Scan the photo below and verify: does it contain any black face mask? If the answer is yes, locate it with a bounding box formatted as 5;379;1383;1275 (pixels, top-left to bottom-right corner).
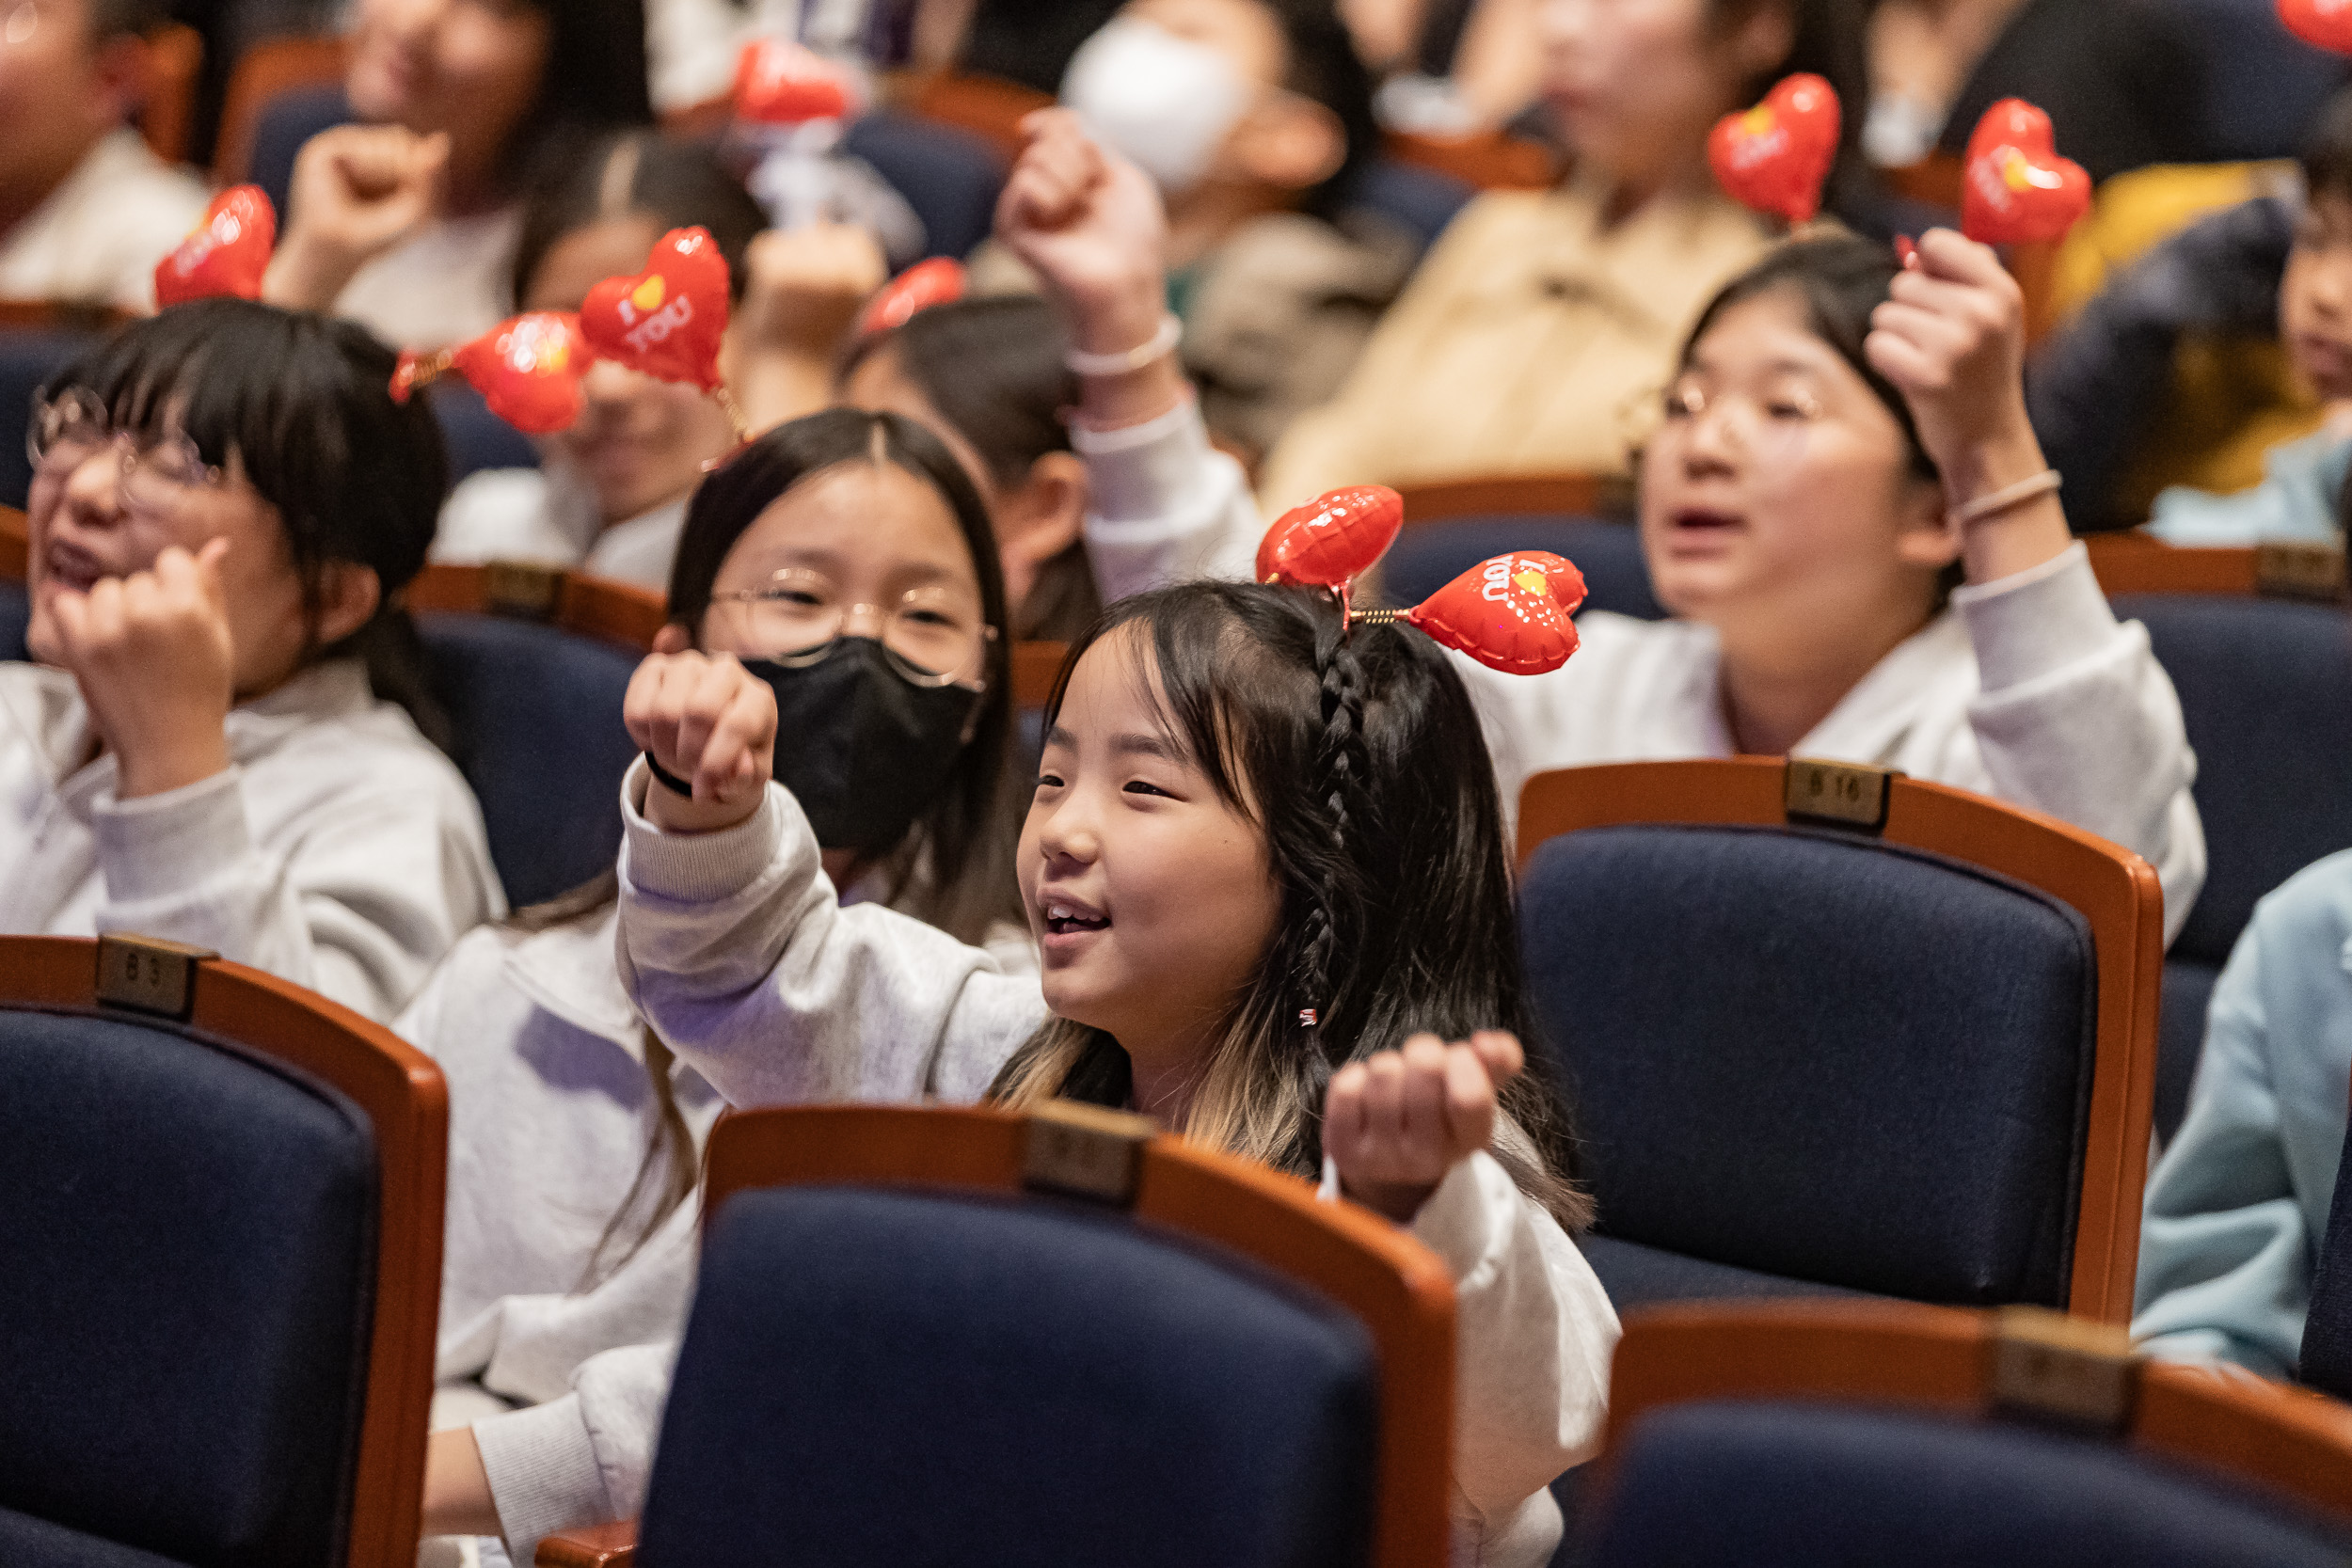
744;637;981;856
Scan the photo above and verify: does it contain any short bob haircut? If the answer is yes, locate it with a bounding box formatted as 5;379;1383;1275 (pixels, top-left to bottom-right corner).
40;299;454;748
667;408;1025;946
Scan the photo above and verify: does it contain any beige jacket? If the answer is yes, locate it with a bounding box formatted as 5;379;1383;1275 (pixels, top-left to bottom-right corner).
1257;177;1772;509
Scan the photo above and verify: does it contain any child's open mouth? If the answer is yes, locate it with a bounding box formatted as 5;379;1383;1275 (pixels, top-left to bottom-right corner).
1043;900;1110;936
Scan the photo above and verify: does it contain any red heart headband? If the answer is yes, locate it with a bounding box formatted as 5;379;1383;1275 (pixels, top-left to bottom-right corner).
1958;99;2090;246
2280;0;2352;55
1257;486;1588;676
733;38;857;127
857;257;967;338
1708;73;1841;228
153;184;278;308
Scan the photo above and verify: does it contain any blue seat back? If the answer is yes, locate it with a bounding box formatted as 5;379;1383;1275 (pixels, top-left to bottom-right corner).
1383;517;1661;621
1;578;28;663
1585;1401;2351;1567
1520;824;2097;1306
2300;1113;2352;1398
0;1007;377;1568
843;111;1009;261
416;610;642;908
1348;159;1474;253
640;1186;1380;1568
1;329;103;511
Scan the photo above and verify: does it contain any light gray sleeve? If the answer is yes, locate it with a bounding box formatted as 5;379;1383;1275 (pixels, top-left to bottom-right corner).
472;1340;678;1562
90;768;501;1022
1957;543;2207;944
1074;399;1262;602
614;761;1050;1111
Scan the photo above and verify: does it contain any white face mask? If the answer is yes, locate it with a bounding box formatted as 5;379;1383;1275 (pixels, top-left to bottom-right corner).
1059;17;1253;196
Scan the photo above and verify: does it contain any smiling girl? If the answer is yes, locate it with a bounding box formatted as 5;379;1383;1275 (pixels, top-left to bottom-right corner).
0;299;501;1020
593;578;1614;1567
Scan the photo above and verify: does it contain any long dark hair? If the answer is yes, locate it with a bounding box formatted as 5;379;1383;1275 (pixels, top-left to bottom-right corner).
668;408;1027;947
490;0;657;187
991;582;1591;1230
509;129;768;310
840;296;1102;642
1713;0;1872;213
41;298;454;752
1261;0;1381;219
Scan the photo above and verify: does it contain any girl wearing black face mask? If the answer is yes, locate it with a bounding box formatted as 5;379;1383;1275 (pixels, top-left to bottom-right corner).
405;408;1026;1552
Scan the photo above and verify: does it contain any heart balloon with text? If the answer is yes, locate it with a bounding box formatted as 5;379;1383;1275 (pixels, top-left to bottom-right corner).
1256;485;1406;589
153;184;277;308
2280;0;2352;55
448;312;590;436
579;228;732;391
1960;98;2090;245
1403;551;1588;675
734;38;856;125
858;258;967;337
1708;73;1841;225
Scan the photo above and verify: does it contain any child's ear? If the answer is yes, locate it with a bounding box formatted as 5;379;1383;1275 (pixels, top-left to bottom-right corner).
994;451;1089;597
1229;95;1346;195
314;562;382;647
1892;473;1963;574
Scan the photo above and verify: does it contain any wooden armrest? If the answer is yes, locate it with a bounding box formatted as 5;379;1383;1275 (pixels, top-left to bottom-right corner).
534;1520;638;1566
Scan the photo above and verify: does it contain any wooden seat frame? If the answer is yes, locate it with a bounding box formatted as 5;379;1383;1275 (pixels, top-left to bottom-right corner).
2086;531;2349;601
1517;758;2164;1323
0;935;446;1568
540;1101;1459;1568
404;562;669;652
1396;472;1635;523
1597;1299;2352;1541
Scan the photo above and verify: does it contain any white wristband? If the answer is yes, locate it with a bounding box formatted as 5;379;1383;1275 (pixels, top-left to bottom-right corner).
1948;468;2061;527
1065;314;1183;378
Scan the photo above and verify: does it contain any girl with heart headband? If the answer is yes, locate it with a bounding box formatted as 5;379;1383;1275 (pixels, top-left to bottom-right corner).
415;408;1041;1551
1073;229;2208;946
600;574;1613;1566
5;298;501;1022
427;131;771;593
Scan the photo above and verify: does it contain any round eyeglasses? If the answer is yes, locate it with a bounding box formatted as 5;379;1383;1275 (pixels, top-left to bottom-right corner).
27;389;226;516
707;568;995;688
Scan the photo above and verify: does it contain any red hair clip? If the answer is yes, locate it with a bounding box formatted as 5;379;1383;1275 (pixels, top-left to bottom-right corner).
393;312;591;436
578;226;749;440
153;185;276;308
857;257;966;338
1708;73;1841;228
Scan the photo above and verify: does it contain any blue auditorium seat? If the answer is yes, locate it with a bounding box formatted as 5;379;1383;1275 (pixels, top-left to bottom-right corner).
0;1006;377;1566
416;610;644;908
1349;158;1475;253
0;578;27;663
1384;516;1662;620
638;1186;1380;1568
1585;1400;2351;1567
842;110;1009;261
2300;1112;2352;1399
0;329;103;512
2113;594;2352;1143
1522;823;2097;1310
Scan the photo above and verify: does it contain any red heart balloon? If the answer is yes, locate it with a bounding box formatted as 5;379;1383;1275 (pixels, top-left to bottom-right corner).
1708;73;1841;225
734;38;856;125
858;258;967;337
1403;551;1588;675
448;312;590;436
153;184;277;308
2280;0;2352;55
578;228;732;391
1960;99;2090;245
1256;486;1406;589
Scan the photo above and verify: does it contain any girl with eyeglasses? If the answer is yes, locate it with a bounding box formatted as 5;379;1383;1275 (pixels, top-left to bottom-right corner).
0;298;503;1022
404;407;1028;1559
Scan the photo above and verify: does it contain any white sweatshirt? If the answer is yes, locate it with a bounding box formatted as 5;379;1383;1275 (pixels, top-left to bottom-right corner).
1072;403;2208;943
0;658;502;1022
588;767;1619;1568
434;461;687;596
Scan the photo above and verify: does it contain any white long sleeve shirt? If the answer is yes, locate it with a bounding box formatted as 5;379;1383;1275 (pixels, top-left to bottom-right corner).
1073;403;2209;943
0;658;502;1021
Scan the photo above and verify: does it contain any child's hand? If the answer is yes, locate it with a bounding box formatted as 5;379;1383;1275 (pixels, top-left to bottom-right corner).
622;644;776;834
265;125;451;313
737;223;888;361
1865;228;2036;483
47;538;235;800
994;108;1170;364
1326;1030;1524;1223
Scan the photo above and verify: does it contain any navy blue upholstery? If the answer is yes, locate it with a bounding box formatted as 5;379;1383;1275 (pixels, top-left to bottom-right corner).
1520;824;2097;1308
844;111;1009;261
1583;1401;2352;1567
2175;0;2352;162
248;87;352;227
1;578;29;663
1349;159;1475;253
1;329;102;511
2299;1111;2352;1399
1580;1235;1875;1307
0;1008;377;1568
2112;594;2352;1143
1383;517;1661;621
428;380;541;482
640;1186;1379;1568
417;610;642;909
